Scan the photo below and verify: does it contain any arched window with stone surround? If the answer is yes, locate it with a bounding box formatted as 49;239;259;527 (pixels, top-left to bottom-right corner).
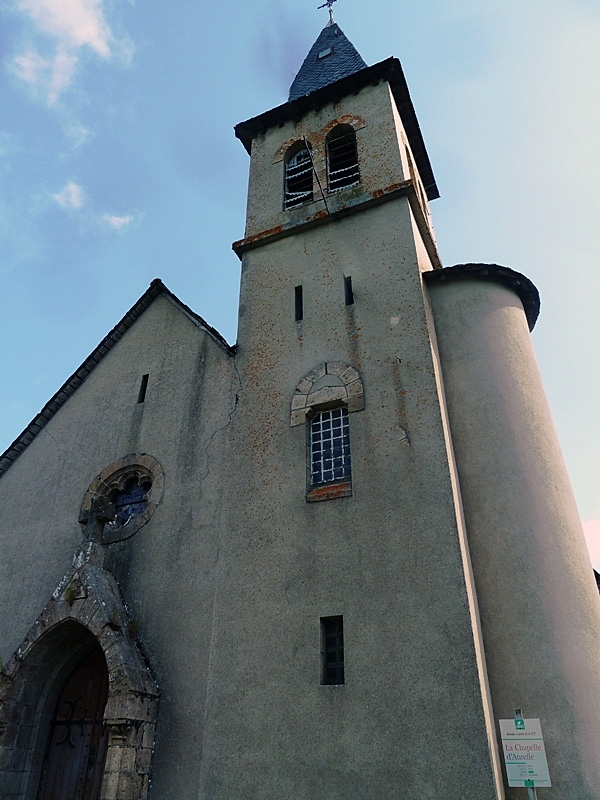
81;454;164;543
284;142;314;209
326;124;360;192
291;362;364;502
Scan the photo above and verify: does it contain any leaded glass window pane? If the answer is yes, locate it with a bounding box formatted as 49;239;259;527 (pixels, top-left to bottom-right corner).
109;477;151;527
310;408;351;486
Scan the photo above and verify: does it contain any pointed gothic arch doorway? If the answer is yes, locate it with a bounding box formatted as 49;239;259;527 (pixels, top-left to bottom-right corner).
36;643;109;800
1;566;158;800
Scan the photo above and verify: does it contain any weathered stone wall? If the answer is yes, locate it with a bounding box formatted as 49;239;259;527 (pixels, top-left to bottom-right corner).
0;553;158;800
194;80;503;798
0;294;236;799
2;47;597;799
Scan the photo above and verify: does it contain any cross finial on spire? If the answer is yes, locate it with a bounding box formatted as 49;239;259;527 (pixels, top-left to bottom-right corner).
317;0;337;26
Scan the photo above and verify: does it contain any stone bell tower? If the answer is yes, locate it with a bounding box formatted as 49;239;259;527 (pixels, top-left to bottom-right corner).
196;17;506;800
194;14;600;800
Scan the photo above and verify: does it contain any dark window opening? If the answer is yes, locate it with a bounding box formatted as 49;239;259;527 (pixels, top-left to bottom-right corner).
285;146;313;209
295;285;304;321
321;616;344;685
344;275;354;306
310;407;351;487
327;126;360;192
109;477;152;527
137;373;149;404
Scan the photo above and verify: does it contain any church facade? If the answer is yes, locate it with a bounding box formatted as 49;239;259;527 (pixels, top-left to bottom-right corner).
1;18;599;800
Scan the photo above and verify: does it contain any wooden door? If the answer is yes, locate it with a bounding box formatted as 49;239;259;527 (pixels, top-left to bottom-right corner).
36;645;109;800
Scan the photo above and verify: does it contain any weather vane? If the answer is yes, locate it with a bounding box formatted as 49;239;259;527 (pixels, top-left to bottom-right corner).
318;0;338;25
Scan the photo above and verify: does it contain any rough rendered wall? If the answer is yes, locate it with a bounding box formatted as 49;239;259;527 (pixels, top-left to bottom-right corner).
0;295;235;800
427;277;600;798
196;170;502;797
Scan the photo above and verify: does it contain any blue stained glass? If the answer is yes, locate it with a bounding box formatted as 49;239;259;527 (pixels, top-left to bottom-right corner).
110;477;151;526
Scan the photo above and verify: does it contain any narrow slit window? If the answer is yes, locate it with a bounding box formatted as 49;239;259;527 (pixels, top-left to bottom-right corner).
295;285;303;321
321;616;344;685
344;275;354;306
310;407;351;487
284;145;313;209
137;374;149;404
327;126;360;192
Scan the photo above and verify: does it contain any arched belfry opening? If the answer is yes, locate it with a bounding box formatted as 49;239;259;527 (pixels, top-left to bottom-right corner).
326;124;359;191
284;141;314;209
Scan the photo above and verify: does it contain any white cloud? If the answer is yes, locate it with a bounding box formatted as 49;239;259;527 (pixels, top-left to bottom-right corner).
53;181;84;209
102;214;133;231
101;213;134;231
50;185;137;231
12;0;133;104
13;49;49;87
583;520;600;571
17;0;113;57
65;122;92;149
13;47;77;104
48;48;78;103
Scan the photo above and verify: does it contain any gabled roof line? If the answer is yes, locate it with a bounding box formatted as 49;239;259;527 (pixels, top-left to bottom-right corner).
0;279;234;479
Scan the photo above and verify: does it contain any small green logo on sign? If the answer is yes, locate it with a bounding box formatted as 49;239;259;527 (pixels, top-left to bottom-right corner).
515;719;525;730
525;780;535;787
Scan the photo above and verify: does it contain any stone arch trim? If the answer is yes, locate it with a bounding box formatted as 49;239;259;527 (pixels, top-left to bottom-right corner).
0;550;158;800
81;453;164;543
321;114;366;137
272;115;367;164
290;361;365;427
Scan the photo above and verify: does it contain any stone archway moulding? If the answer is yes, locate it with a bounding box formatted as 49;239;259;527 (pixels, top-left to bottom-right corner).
290;361;365;427
0;542;158;800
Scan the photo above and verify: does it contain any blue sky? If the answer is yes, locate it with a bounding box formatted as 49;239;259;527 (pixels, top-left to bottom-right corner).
1;0;599;564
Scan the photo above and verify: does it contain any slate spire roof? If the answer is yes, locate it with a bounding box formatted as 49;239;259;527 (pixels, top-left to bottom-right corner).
288;21;367;102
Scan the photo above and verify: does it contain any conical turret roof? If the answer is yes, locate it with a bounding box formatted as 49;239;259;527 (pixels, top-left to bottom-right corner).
288;22;367;102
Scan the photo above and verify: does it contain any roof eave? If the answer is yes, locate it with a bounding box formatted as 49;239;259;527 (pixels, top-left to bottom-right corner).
0;280;234;480
234;57;439;201
424;263;541;331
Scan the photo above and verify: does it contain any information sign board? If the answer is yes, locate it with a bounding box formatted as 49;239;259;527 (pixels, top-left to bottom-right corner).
499;719;551;788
